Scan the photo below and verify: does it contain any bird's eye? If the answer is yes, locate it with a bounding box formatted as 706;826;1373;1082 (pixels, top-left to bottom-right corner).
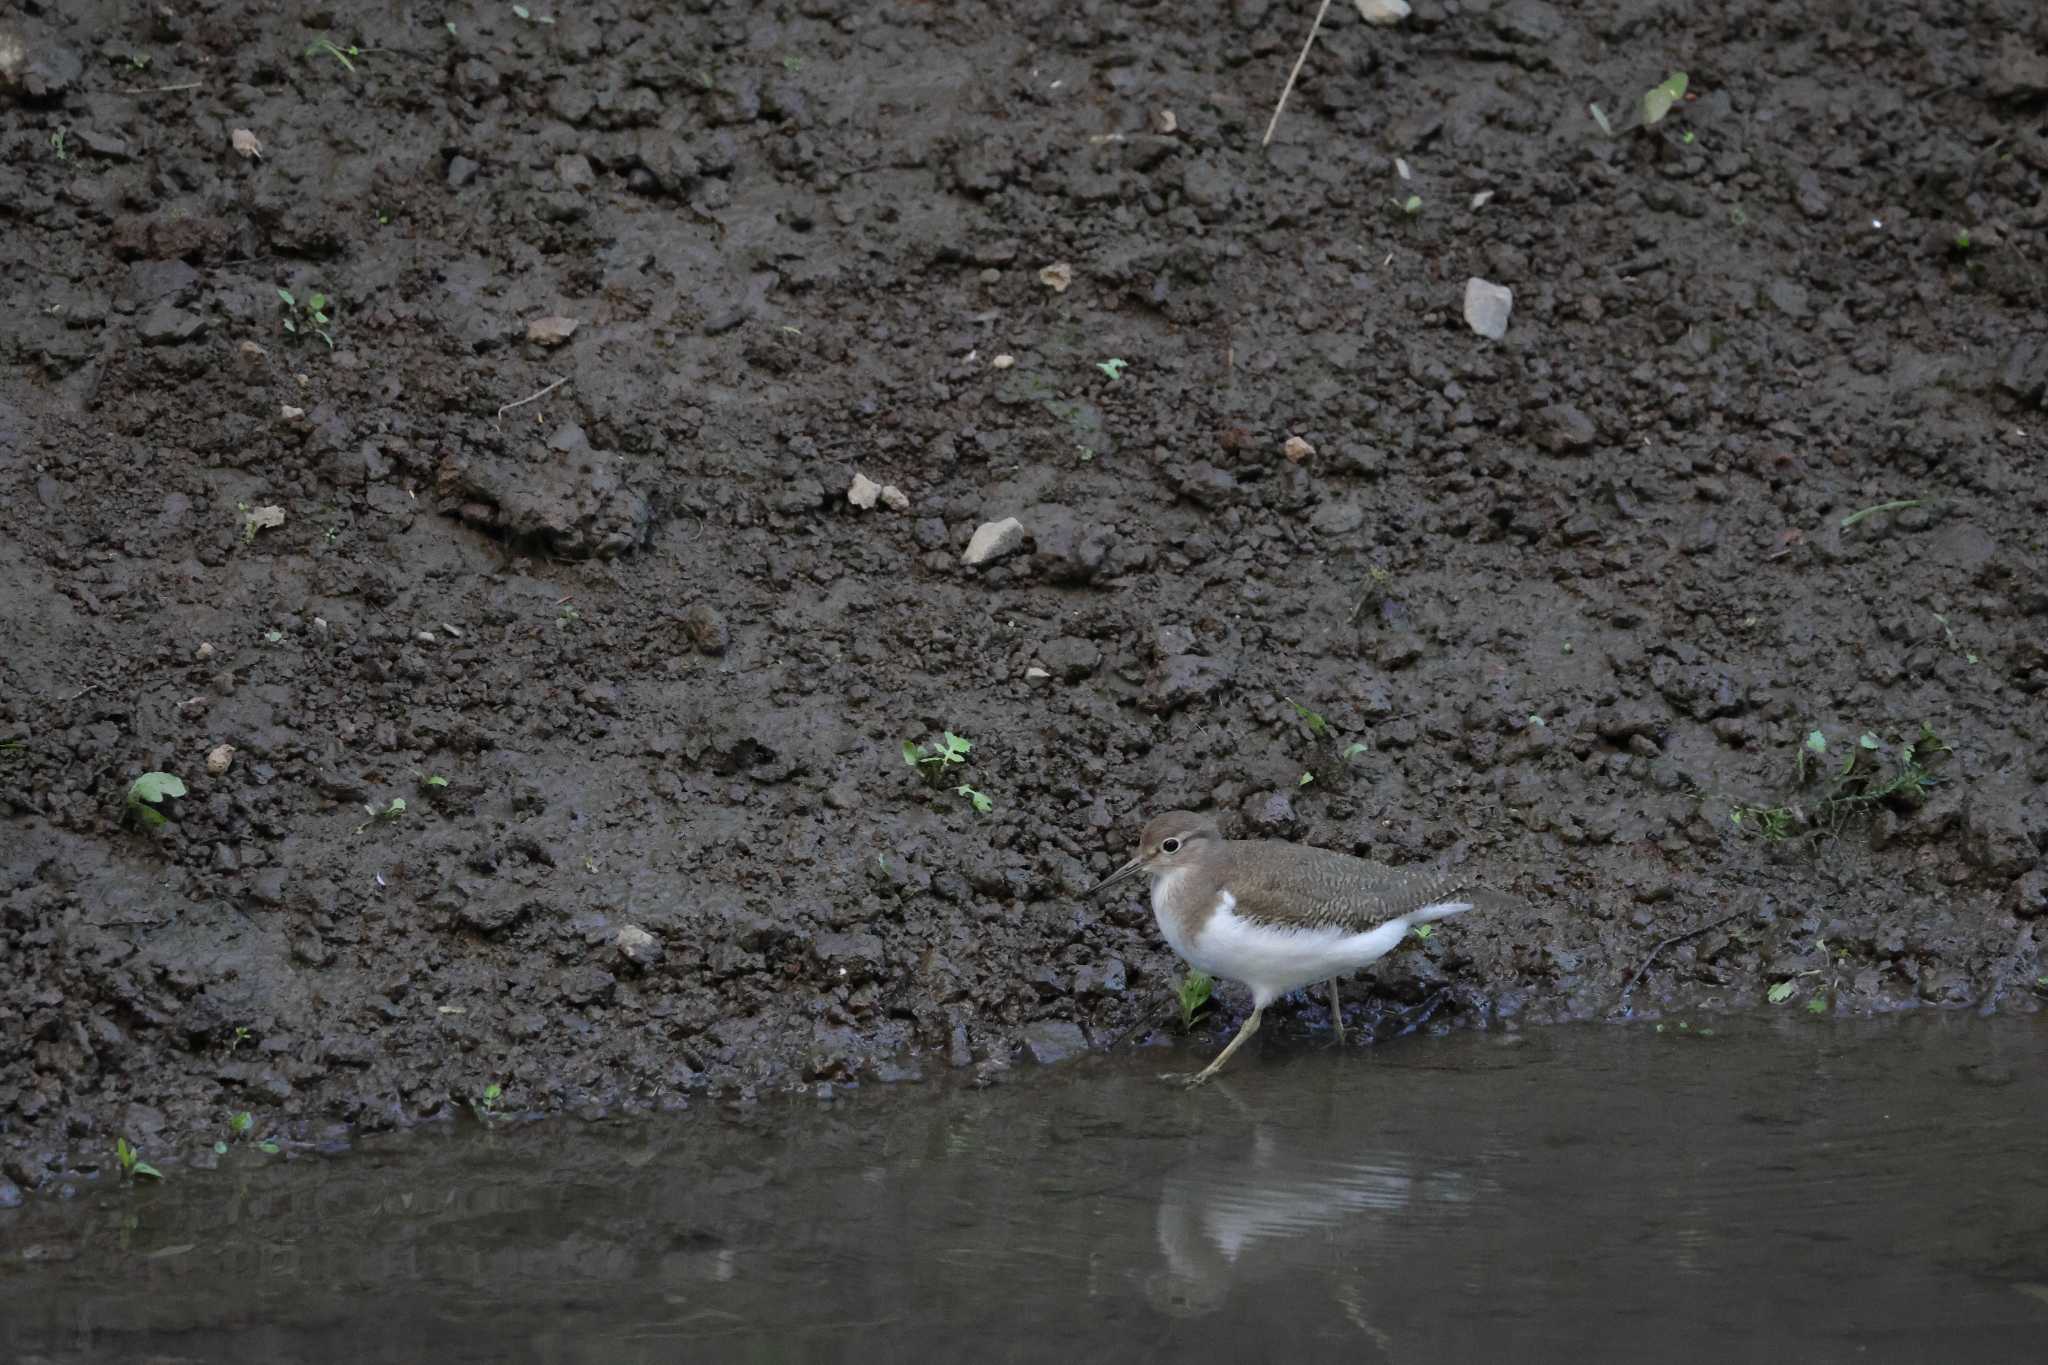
1161;837;1182;854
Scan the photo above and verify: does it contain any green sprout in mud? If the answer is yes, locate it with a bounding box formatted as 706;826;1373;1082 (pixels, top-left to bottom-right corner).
50;127;69;161
1413;924;1433;941
126;771;185;830
903;731;972;776
1732;724;1950;842
1954;229;1972;251
304;37;361;71
1590;71;1688;137
1285;698;1370;783
423;774;450;789
511;5;556;23
276;287;335;349
1174;970;1213;1033
115;1137;162;1182
1392;193;1422;215
471;1082;504;1124
356;797;406;832
955;784;993;815
1096;358;1128;381
1839;498;1922;530
213;1110;256;1155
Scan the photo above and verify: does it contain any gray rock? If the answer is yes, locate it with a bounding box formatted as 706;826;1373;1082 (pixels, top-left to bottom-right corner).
1142;654;1232;712
559;965;616;1006
434;435;651;560
1463;277;1513;340
0;1177;22;1208
1073;958;1127;995
1542;404;1598;451
963;517;1027;566
248;867;287;906
138;303;204;345
1240;789;1297;831
1021;1019;1088;1066
1309;500;1364;535
615;924;664;968
1028;505;1114;582
1038;637;1102;681
1766;279;1810;318
814;931;886;984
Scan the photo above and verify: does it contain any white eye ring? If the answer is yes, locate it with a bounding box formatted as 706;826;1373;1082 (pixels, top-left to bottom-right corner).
1161;837;1182;854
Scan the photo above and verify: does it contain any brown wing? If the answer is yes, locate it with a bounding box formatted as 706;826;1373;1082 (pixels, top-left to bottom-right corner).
1222;840;1519;932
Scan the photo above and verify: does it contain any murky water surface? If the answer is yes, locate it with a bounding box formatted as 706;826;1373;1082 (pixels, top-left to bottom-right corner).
4;1014;2044;1363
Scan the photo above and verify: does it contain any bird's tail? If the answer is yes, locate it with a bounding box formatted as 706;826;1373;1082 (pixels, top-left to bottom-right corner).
1406;899;1476;927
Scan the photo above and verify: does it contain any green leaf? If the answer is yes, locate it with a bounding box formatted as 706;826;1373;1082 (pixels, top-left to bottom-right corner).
1342;741;1368;758
1803;731;1827;756
513;3;531;17
1642;71;1688;127
1589;102;1613;136
1805;997;1827;1015
1858;732;1880;750
116;1136;135;1168
230;1111;253;1134
133;805;167;830
307;292;326;312
1413;924;1433;939
132;1161;162;1181
1096;357;1127;380
901;740;921;768
1298;772;1313;786
258;1140;281;1154
1767;981;1796;1004
213;1141;228;1155
129;772;186;805
277;287;296;307
484;1083;503;1102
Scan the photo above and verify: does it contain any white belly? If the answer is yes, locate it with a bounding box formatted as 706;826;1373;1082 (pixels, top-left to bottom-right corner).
1159;882;1469;1009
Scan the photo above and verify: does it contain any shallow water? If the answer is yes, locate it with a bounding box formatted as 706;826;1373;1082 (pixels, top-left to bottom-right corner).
4;1013;2044;1363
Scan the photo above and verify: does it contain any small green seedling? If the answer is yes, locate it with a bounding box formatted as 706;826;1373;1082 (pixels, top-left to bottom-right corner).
1096;358;1127;380
1805;996;1827;1015
903;731;972;775
955;784;993;815
50;128;69;161
471;1082;504;1123
1413;924;1433;940
276;288;336;349
304;37;361;70
1298;772;1314;786
356;797;406;832
1767;981;1796;1004
1392;193;1422;215
511;4;556;22
115;1137;162;1182
126;772;186;830
1839;498;1922;530
1641;71;1688;127
1954;229;1972;250
1285;698;1329;736
423;774;450;789
1174;970;1213;1032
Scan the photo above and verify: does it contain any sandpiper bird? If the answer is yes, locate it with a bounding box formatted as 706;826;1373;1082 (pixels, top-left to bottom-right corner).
1089;810;1513;1087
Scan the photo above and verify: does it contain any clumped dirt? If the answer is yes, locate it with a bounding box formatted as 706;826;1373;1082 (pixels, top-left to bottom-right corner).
3;0;2045;1195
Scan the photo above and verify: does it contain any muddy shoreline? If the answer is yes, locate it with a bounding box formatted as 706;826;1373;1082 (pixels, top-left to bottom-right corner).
3;1;2044;1196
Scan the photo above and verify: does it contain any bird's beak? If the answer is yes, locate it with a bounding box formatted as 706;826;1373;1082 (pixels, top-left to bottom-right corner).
1086;855;1148;897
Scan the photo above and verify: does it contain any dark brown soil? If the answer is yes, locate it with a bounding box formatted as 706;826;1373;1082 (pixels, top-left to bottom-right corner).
3;0;2045;1196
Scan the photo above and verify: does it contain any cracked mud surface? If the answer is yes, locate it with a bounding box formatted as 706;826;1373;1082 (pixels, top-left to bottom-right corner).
3;0;2045;1193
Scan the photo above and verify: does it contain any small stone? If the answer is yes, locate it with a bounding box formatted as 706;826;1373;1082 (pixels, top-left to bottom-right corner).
1021;1019;1088;1065
1463;277;1513;340
1155;108;1178;135
196;642;215;661
1024;666;1052;682
1282;435;1315;463
963;516;1027;566
447;154;481;188
206;744;235;776
1038;262;1073;293
1354;0;1411;24
879;484;910;511
230;128;262;159
847;471;882;509
1309;500;1365;535
280;404;305;420
682;602;728;656
615;924;665;968
1542;404;1598;452
1766;279;1809;318
527;315;579;347
138;303;204;345
0;1177;21;1208
249;867;287;906
555;153;596;190
991;353;1016;369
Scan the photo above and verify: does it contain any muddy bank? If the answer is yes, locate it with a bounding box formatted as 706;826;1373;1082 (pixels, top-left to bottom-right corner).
3;0;2045;1190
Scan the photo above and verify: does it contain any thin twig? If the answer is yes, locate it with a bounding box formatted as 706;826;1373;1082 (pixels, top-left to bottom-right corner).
115;81;204;95
496;375;568;423
1262;0;1335;148
1609;910;1741;1016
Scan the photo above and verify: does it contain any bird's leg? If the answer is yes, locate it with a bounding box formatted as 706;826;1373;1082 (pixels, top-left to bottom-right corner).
1178;1007;1262;1088
1326;979;1345;1045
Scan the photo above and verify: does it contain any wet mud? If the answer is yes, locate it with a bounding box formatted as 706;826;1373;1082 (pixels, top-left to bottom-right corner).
2;1;2045;1189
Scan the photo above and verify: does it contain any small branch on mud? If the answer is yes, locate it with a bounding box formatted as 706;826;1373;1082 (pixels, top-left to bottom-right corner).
59;683;101;702
1262;0;1335;148
114;81;205;95
496;375;569;424
1609;910;1742;1017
